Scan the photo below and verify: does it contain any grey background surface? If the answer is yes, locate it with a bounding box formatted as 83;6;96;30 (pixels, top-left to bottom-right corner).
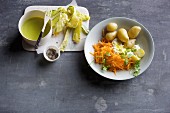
0;0;170;113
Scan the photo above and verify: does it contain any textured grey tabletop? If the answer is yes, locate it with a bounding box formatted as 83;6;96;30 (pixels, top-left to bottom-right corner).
0;0;170;113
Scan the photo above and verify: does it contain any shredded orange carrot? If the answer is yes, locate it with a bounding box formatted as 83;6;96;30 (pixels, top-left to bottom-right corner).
92;41;133;75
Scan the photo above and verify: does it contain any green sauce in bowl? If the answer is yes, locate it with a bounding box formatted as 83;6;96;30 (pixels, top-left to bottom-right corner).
21;17;51;41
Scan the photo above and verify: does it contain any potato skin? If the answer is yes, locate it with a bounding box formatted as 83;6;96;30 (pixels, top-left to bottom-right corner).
124;39;136;48
128;26;141;39
117;28;129;42
106;23;118;32
102;28;107;37
135;48;145;58
131;55;140;62
105;31;117;41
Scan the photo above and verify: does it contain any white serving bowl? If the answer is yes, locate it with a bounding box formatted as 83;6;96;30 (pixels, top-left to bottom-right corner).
84;17;154;80
18;10;52;46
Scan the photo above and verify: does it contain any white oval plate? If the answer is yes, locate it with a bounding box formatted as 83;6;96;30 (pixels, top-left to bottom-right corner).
84;17;154;80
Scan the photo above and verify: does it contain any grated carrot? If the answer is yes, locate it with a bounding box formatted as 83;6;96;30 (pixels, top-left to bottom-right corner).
92;41;132;74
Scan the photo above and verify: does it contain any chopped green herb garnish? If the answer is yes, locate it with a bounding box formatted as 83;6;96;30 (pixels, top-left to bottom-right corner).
133;60;140;76
105;52;111;56
132;48;137;52
102;65;110;71
102;66;108;71
126;49;131;52
101;57;109;71
124;59;128;65
120;53;126;59
102;58;106;64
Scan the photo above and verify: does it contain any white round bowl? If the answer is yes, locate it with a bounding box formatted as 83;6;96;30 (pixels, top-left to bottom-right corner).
84;17;154;80
18;10;52;46
43;45;60;62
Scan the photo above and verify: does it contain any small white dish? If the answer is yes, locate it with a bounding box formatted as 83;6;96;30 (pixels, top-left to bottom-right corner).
43;45;60;62
84;17;154;80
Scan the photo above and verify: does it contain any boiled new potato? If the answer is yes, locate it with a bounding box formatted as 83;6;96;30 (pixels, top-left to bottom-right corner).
102;29;106;37
131;55;140;62
105;31;117;41
117;28;129;42
106;23;118;32
124;39;136;48
128;26;141;39
135;48;145;58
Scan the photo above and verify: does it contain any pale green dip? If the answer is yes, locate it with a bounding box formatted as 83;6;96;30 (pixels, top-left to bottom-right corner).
21;17;50;41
